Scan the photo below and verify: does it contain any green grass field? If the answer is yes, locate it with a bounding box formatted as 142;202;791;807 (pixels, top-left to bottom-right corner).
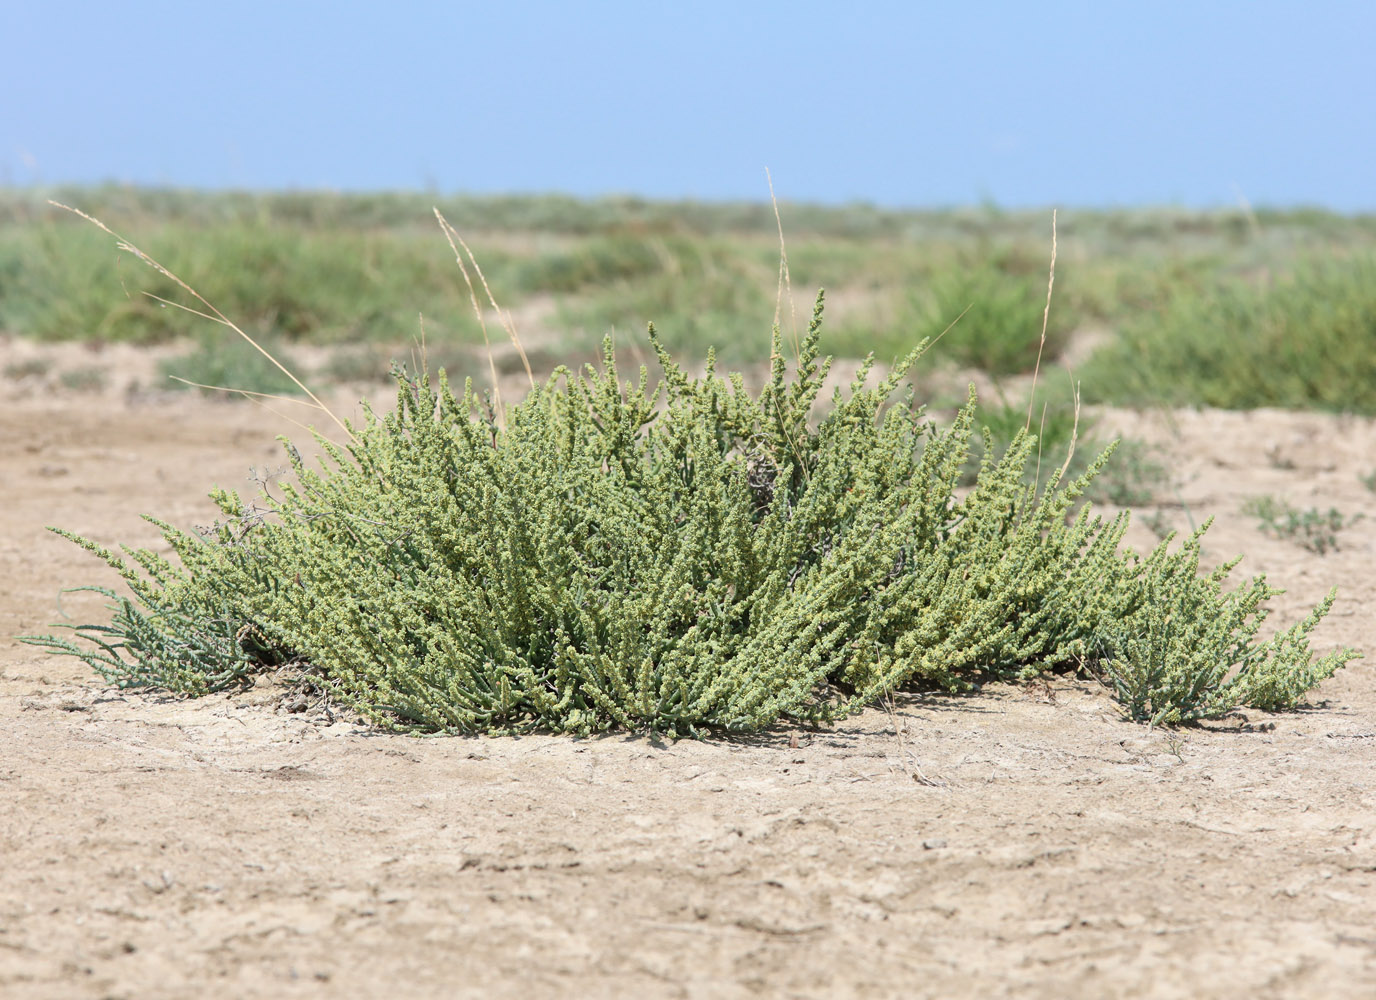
3;185;1374;414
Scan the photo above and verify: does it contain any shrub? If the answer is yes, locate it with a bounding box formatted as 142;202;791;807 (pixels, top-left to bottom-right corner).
4;356;54;379
515;236;665;294
910;258;1071;375
0;212;506;346
823;254;1074;377
158;330;305;396
57;365;108;392
23;296;1356;735
960;395;1167;506
960;394;1082;491
554;245;773;366
1098;523;1348;725
1082;256;1376;413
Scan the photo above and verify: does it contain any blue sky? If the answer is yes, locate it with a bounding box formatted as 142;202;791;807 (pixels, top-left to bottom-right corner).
3;1;1373;210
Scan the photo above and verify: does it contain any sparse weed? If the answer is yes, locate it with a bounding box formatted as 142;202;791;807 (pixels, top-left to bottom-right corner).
4;356;53;379
1165;732;1188;762
1140;510;1175;541
57;366;107;392
158;331;305;397
1243;495;1360;554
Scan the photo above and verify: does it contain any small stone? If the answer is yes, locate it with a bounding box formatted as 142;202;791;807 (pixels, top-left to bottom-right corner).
922;838;947;850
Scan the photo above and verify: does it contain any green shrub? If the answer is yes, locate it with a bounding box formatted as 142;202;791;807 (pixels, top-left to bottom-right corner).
0;213;507;346
960;394;1082;490
909;258;1070;375
1083;256;1376;413
515;236;665;294
823;255;1072;376
57;365;108;392
1099;523;1347;726
4;356;54;379
23;298;1356;735
554;243;773;365
158;331;305;396
959;395;1167;507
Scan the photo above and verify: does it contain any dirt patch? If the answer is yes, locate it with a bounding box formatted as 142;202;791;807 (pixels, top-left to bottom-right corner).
2;374;1374;999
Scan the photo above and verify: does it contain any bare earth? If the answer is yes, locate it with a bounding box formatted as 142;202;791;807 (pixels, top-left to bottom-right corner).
2;347;1375;999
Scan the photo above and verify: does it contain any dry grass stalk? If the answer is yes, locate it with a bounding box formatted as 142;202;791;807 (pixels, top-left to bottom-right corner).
433;209;535;401
433;209;504;411
1025;208;1058;430
1056;377;1082;484
166;376;336;439
766;168;801;362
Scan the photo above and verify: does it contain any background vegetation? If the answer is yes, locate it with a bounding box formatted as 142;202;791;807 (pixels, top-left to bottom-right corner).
3;187;1374;411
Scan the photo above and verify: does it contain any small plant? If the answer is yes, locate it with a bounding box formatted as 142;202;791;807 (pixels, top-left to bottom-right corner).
910;257;1073;376
58;365;107;392
1165;732;1188;762
1099;521;1348;726
1361;470;1376;492
4;356;53;379
159;330;304;396
1243;495;1360;555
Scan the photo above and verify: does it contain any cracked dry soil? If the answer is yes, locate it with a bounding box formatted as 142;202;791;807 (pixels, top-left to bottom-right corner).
2;381;1374;999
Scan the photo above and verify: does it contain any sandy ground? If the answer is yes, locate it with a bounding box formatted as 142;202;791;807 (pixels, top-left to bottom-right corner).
2;343;1375;999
